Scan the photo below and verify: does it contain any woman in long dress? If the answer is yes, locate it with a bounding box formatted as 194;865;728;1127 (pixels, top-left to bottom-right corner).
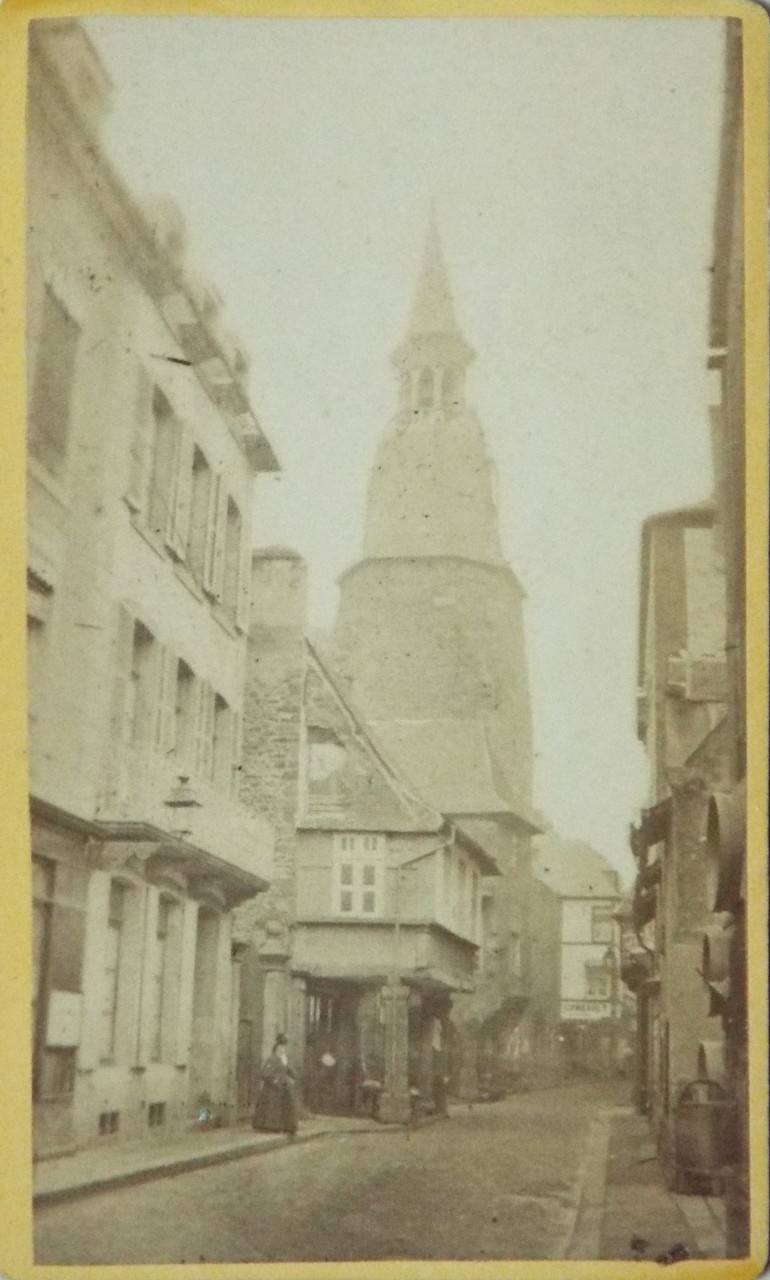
252;1033;298;1136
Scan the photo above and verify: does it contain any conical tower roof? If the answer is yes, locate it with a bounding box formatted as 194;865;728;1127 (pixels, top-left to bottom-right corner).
393;213;475;370
409;211;462;337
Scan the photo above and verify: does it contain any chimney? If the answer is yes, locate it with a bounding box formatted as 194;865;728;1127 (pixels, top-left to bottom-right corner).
250;547;308;632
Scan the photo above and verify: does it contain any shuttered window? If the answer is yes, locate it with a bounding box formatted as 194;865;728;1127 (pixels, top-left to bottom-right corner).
147;388;178;542
187;447;212;585
128;621;157;749
222;498;242;621
211;694;232;789
29;285;80;477
175;660;197;769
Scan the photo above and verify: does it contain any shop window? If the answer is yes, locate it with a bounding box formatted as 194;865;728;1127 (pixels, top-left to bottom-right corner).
585;963;610;999
98;881;127;1063
333;834;384;916
29;285;80;477
591;905;614;944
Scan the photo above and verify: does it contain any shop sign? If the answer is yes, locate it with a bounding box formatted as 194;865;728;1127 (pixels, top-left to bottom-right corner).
561;999;611;1020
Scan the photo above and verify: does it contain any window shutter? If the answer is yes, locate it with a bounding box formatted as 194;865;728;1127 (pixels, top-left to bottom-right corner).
125;363;153;514
104;604;135;805
195;682;214;780
230;709;242;796
207;478;228;601
155;646;178;758
202;474;220;595
163;417;185;556
235;519;252;632
171;425;194;564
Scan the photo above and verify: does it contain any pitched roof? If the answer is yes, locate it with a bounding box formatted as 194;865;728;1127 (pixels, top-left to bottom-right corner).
300;646;500;873
367;717;538;830
532;832;623;898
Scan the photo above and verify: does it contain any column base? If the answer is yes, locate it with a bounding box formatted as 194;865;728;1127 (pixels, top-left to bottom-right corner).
378;1091;412;1124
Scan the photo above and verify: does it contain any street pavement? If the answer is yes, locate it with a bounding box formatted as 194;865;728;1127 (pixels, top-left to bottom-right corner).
34;1080;701;1265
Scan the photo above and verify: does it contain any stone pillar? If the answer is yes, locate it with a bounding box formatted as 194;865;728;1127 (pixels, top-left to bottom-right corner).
289;975;307;1110
378;981;411;1123
227;944;245;1120
454;1018;480;1100
435;997;451;1115
418;1003;435;1108
259;947;291;1063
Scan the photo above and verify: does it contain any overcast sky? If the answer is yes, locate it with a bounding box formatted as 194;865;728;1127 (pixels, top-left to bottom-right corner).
82;15;726;882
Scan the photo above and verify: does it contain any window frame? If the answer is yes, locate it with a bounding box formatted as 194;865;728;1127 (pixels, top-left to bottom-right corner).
332;834;385;918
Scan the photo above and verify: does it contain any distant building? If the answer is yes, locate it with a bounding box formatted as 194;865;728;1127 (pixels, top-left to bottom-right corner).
27;21;278;1157
237;550;496;1122
330;218;549;1096
533;835;626;1076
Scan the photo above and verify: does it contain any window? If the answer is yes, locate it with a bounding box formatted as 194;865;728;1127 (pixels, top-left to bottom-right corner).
175;661;196;767
98;881;126;1062
29;285;80;476
98;1110;120;1136
416;367;434;409
149;898;173;1063
591;905;614;944
148;1102;166;1128
222;498;242;619
128;621;156;748
333;834;385;916
585;963;611;1000
187;447;212;584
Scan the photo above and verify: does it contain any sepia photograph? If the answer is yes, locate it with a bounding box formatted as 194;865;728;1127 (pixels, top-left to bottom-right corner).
6;3;765;1273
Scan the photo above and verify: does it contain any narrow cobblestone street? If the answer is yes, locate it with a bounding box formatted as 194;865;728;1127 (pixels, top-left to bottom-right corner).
36;1082;623;1264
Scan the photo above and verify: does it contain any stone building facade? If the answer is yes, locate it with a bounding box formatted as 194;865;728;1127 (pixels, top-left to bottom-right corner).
627;502;730;1177
27;21;277;1158
236;549;496;1121
330;219;545;1095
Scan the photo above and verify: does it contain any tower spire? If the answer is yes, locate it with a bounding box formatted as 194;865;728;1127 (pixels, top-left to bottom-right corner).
392;211;475;386
409;207;461;338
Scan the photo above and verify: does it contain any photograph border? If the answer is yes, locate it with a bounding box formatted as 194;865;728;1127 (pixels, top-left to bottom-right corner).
1;0;767;1276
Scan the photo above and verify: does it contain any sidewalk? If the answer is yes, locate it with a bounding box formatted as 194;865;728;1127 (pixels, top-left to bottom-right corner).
33;1111;399;1207
568;1103;727;1261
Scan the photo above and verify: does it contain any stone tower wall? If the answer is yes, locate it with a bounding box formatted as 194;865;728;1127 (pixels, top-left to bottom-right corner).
363;409;504;565
335;555;533;807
